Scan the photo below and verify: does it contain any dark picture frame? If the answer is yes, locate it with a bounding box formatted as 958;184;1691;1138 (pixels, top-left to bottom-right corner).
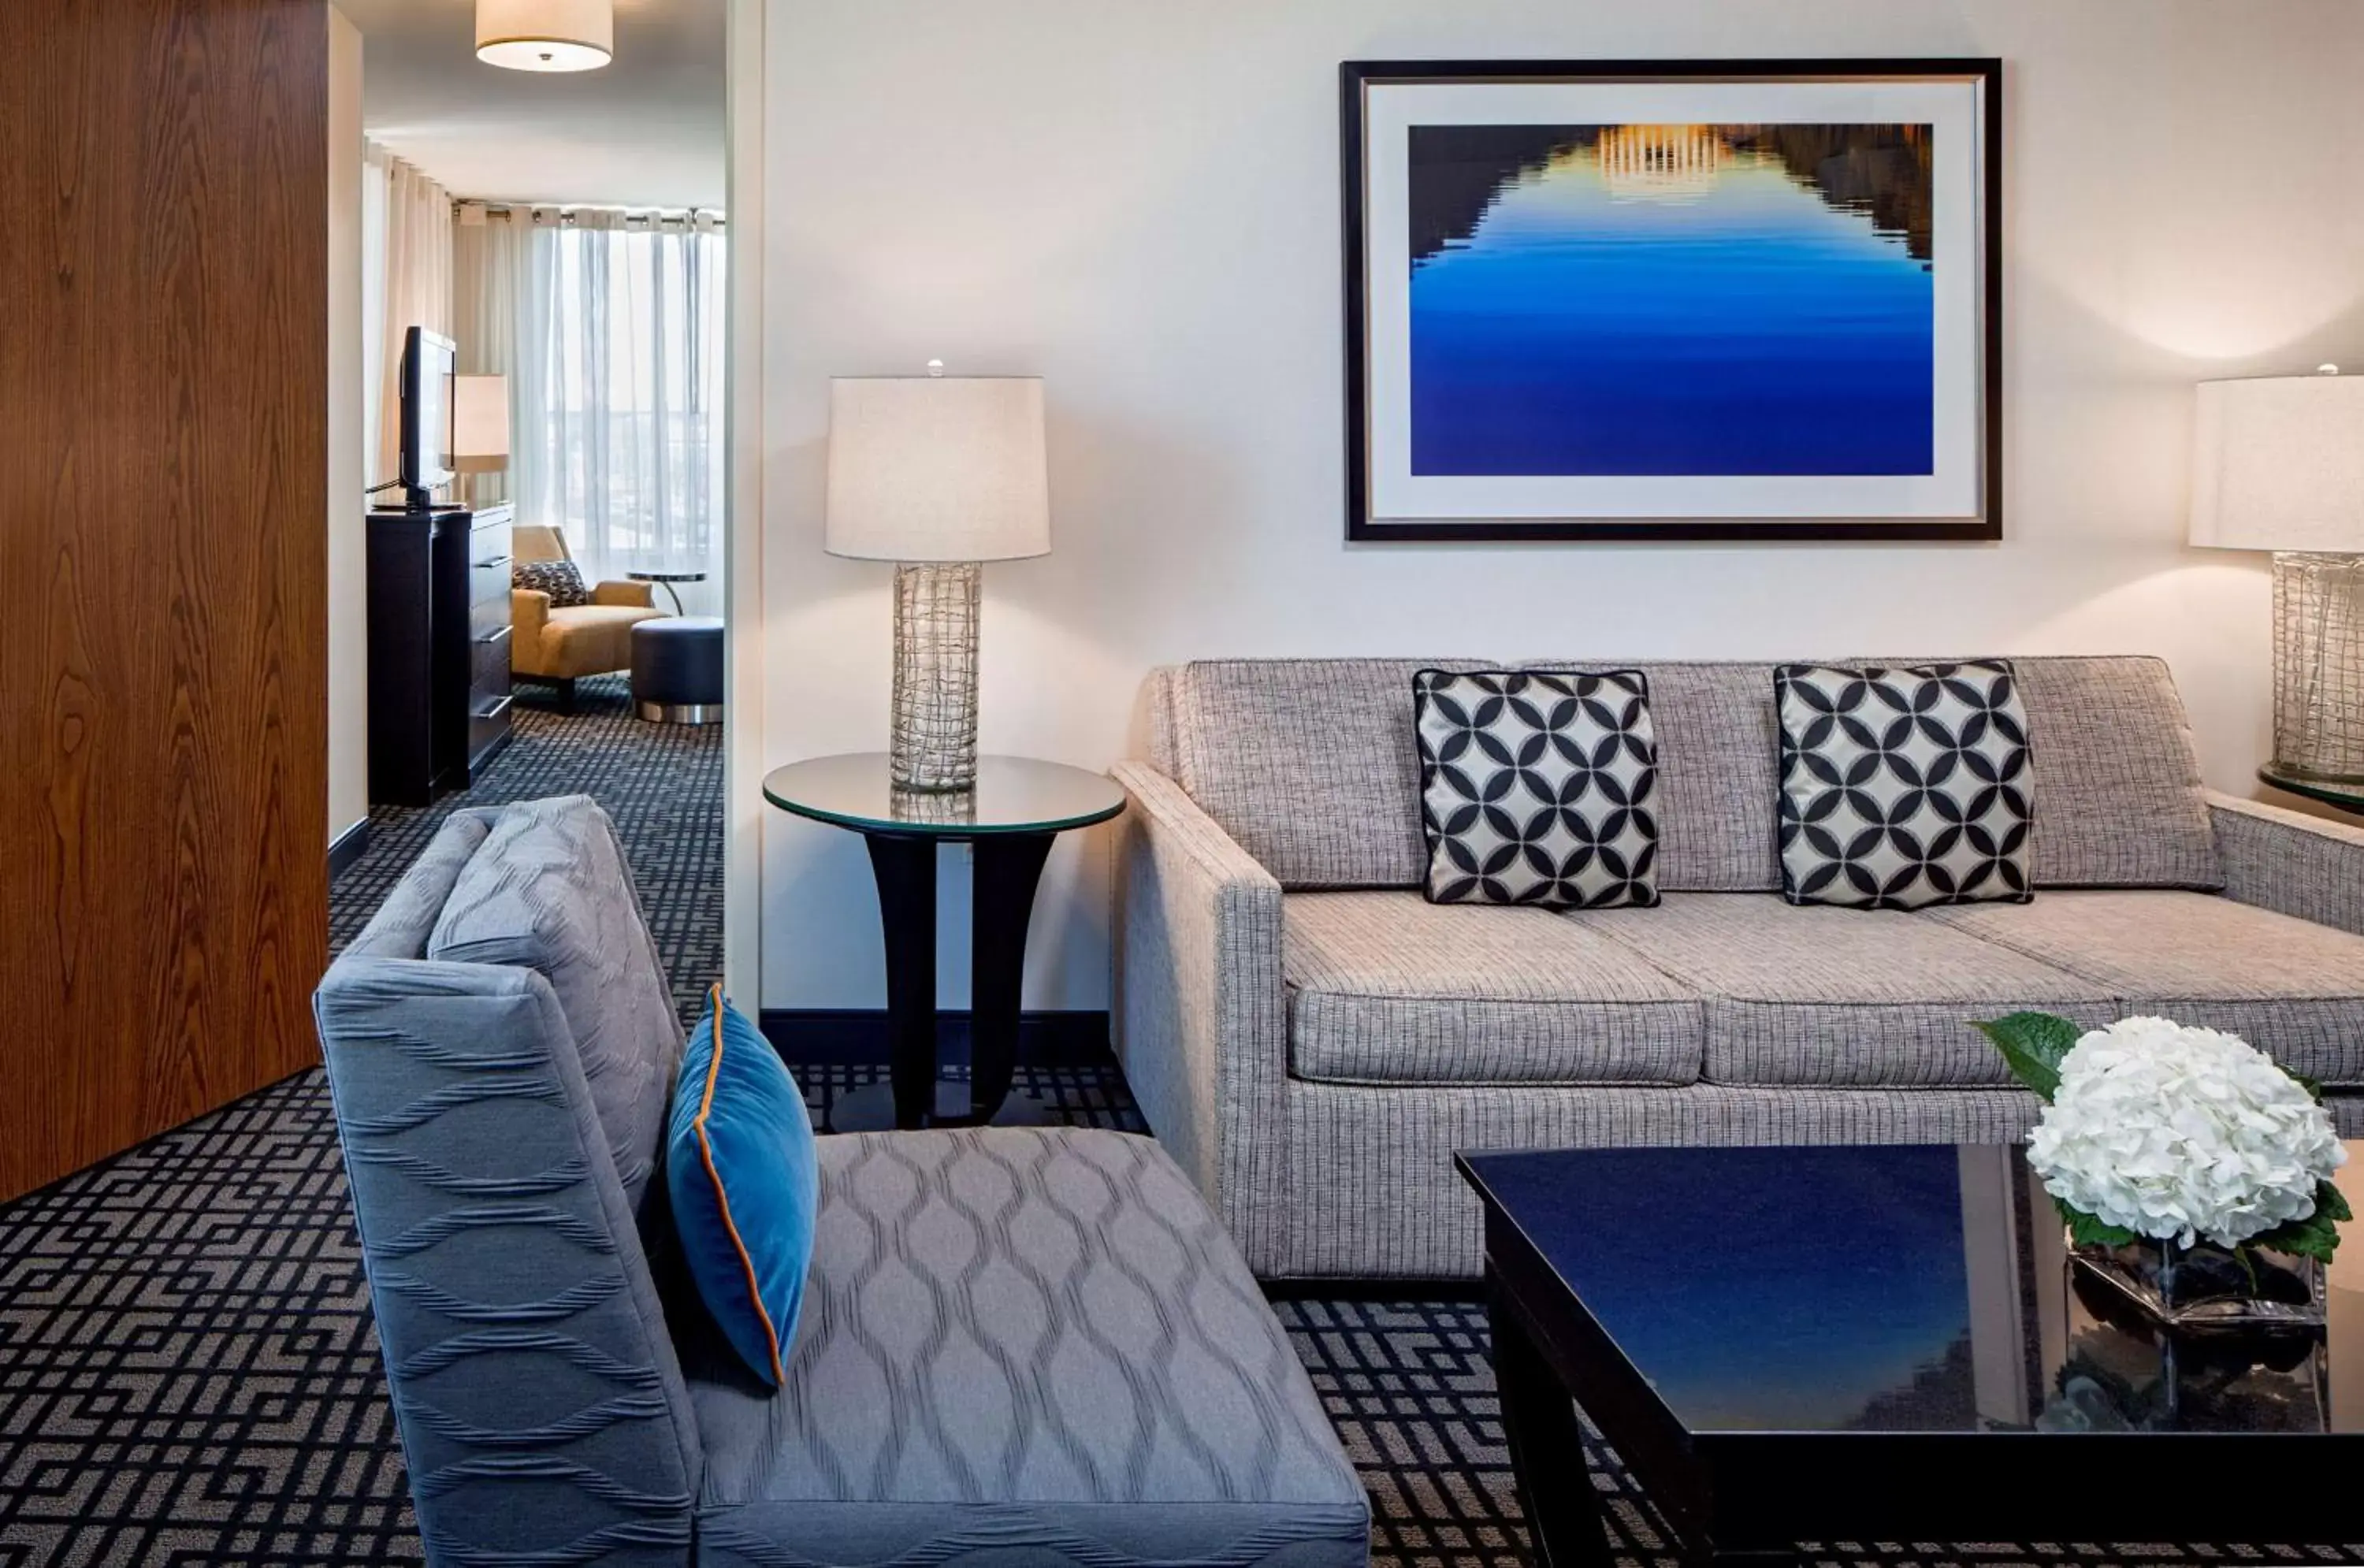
1342;59;2003;543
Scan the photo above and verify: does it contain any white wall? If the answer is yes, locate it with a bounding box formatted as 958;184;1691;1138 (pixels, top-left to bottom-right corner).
328;8;369;850
756;0;2364;1013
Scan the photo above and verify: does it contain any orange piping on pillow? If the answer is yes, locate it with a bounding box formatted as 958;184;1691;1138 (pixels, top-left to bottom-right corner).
692;981;786;1384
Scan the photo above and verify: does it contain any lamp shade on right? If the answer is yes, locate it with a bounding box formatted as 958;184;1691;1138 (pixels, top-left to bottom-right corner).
826;377;1050;564
2190;372;2364;552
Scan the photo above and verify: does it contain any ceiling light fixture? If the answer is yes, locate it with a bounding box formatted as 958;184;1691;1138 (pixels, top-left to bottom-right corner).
476;0;613;72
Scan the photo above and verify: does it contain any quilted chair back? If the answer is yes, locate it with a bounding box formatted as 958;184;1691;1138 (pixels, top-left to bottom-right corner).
317;804;701;1568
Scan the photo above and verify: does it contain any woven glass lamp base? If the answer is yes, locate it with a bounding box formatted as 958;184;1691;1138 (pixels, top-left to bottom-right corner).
2272;552;2364;785
890;562;981;793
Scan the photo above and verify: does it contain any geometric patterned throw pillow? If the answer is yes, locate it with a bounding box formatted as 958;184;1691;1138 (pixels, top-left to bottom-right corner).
1413;668;1660;909
1775;660;2032;910
513;557;591;608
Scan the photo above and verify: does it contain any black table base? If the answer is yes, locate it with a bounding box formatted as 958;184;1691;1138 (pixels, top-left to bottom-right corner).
862;831;1055;1131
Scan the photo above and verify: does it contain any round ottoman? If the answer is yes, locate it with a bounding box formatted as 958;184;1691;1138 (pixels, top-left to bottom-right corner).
630;615;724;724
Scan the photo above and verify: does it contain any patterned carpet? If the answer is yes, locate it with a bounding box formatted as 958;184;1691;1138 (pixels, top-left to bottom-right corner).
0;680;2356;1565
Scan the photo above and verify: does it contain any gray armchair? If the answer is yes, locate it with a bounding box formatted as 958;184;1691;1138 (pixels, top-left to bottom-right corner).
314;795;1368;1567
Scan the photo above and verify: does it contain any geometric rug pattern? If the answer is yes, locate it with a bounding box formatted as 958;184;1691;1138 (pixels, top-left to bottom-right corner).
3;679;2358;1566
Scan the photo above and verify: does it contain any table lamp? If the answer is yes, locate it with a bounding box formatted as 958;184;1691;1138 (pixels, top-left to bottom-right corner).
826;365;1050;792
2191;366;2364;785
452;373;511;511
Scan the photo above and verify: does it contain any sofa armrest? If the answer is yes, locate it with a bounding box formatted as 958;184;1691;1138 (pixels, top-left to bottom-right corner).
2210;790;2364;937
593;580;656;609
1110;759;1292;1274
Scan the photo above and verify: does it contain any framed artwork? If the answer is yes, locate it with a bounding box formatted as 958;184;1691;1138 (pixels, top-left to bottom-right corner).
1342;59;2002;541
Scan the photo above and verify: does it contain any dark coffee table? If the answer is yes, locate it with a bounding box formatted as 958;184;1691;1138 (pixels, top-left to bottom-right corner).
1458;1143;2362;1566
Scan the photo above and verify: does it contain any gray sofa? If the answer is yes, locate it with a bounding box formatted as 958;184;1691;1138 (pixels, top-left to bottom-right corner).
315;796;1368;1568
1111;656;2364;1282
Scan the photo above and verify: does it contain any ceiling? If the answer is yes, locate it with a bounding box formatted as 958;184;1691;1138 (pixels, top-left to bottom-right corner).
340;0;727;209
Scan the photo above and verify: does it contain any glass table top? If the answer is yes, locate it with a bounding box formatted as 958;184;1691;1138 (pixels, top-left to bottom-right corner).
760;753;1127;837
1462;1142;2364;1437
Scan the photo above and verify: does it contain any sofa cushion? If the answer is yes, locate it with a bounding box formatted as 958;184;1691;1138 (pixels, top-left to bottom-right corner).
1151;656;2220;897
2009;658;2220;889
1926;891;2364;1087
688;1127;1369;1568
1167;658;1469;888
1284;891;1701;1086
1414;668;1660;909
428;796;686;1221
1572;894;2114;1088
1775;660;2031;910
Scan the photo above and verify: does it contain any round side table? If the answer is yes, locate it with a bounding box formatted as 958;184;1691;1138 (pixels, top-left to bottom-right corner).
2257;764;2364;816
761;754;1127;1131
626;569;707;617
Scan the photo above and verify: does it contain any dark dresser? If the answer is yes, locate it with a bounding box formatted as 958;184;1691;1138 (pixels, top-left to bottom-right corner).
366;503;515;806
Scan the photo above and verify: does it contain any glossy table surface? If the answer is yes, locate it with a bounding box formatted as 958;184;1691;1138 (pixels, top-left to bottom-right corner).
760;753;1127;838
1463;1141;2363;1436
2258;765;2364;816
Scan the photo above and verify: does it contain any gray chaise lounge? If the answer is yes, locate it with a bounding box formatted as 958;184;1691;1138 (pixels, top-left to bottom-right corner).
1112;656;2364;1282
315;795;1368;1567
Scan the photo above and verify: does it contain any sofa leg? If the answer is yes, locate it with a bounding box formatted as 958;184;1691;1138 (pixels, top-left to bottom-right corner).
556;677;577;715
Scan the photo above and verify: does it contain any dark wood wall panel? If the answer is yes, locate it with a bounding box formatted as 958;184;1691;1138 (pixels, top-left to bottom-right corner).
1;0;329;1201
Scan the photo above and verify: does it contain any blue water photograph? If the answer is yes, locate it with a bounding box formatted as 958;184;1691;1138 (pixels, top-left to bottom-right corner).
1408;123;1936;477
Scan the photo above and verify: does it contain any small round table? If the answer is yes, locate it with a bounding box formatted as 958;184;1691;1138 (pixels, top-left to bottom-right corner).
761;754;1128;1131
626;569;708;617
2258;764;2364;816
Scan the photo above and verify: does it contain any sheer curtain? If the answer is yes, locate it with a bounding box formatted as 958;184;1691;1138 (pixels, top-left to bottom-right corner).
507;209;727;601
361;147;453;489
451;204;543;509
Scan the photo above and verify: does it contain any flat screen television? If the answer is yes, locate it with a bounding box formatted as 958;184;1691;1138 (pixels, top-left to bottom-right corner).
398;326;458;511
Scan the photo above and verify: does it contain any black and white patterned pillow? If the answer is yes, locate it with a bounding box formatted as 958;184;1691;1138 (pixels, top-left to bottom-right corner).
1775;660;2032;910
513;558;590;608
1414;669;1660;909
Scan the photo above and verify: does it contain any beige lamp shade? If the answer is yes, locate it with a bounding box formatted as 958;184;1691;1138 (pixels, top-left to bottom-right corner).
451;375;511;474
826;376;1050;563
2191;371;2364;552
476;0;613;72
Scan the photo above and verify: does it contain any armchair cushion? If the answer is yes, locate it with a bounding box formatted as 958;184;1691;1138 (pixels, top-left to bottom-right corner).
515;557;591;607
514;602;666;680
689;1127;1369;1568
594;578;659;609
669;986;818;1388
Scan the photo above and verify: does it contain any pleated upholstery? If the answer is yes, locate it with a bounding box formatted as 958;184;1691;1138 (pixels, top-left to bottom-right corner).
429;796;686;1228
315;957;700;1568
691;1128;1369;1568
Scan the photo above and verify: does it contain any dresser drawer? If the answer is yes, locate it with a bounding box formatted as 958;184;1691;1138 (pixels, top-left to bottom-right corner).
470;623;514;687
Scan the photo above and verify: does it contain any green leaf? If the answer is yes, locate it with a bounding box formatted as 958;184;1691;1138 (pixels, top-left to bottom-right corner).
2247;1180;2349;1265
1972;1012;2081;1102
2289;1068;2327;1104
2054;1195;2139;1248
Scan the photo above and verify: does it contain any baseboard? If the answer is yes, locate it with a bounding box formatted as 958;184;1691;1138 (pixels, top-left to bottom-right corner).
327;819;372;882
759;1009;1113;1069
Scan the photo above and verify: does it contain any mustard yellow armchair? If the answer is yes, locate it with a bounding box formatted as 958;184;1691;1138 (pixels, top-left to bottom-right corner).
509;524;664;710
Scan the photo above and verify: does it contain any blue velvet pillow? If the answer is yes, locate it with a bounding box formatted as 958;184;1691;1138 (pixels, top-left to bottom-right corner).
667;984;818;1387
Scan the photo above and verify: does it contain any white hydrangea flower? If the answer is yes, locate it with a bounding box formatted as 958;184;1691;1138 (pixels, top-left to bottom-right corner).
2025;1016;2347;1250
